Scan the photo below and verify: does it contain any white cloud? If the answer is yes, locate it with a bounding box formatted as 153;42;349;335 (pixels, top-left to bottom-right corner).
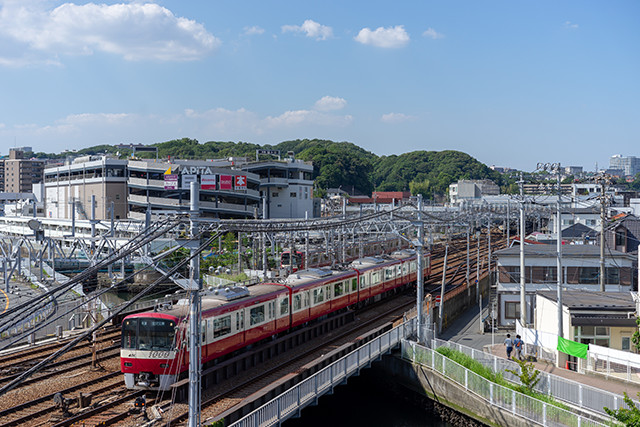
282;19;333;40
0;1;220;65
423;27;444;39
381;113;415;123
0;102;354;151
564;21;579;29
314;96;347;111
354;25;409;48
244;26;265;36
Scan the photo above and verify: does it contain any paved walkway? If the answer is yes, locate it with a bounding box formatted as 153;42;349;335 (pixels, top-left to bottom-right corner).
441;302;640;401
485;343;640;400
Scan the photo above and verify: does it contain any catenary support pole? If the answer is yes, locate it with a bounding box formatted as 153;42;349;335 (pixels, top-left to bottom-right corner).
438;230;448;335
466;226;470;291
600;179;606;292
556;168;563;338
188;181;201;427
416;195;424;343
519;173;527;327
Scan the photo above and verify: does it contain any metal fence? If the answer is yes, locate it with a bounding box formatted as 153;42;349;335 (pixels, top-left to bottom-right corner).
228;319;416;427
583;343;640;386
404;340;610;427
431;338;634;418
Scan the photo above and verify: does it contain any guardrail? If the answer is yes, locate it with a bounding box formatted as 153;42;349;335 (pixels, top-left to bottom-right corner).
404;340;610;427
227;319;417;427
431;338;634;419
584;343;640;385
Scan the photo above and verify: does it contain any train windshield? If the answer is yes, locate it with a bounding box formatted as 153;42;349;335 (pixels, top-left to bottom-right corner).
121;318;176;351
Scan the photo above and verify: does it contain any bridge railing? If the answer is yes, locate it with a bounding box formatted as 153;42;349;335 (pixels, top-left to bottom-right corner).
403;340;610;427
430;337;633;419
228;319;417;427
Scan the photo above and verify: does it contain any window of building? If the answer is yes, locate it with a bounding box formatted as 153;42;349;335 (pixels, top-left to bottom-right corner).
574;326;610;347
579;267;599;284
290;192;297;198
606;267;620;285
504;302;520;319
615;229;626;246
272;192;279;197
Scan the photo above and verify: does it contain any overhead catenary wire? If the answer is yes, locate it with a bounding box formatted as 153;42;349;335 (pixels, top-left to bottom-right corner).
0;217;181;334
0;230;221;398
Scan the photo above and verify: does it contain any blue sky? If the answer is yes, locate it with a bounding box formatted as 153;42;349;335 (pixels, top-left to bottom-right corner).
0;0;638;171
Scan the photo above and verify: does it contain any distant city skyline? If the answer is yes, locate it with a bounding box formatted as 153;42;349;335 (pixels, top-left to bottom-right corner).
0;1;638;172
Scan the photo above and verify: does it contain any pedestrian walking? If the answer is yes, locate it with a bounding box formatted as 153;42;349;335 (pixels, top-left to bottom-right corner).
504;334;513;359
514;334;524;360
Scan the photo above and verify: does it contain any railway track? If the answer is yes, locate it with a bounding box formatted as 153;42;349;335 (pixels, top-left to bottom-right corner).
171;293;419;425
0;233;508;425
0;371;123;427
0;328;121;372
0;345;120;390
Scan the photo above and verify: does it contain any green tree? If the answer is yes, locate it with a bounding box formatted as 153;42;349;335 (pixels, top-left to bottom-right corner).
604;392;640;426
505;359;541;393
409;179;431;198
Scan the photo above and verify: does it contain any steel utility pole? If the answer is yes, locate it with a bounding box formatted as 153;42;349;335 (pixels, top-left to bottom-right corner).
507;199;510;245
537;163;563;338
466;226;470;291
519;173;526;327
188;181;201;427
599;177;607;292
556;165;563;338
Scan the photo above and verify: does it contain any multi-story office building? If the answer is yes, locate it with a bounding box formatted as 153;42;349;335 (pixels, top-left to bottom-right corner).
0;150;45;193
127;159;262;219
44;156;128;220
610;155;640;177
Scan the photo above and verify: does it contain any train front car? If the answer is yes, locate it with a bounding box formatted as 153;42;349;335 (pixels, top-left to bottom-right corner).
281;250;304;272
121;312;183;391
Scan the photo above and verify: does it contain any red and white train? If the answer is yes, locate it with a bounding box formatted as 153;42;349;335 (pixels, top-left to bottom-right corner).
120;249;430;390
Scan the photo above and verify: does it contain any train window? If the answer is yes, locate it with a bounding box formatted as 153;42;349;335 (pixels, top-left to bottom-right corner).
326;285;332;300
360;275;368;289
352;278;357;292
372;272;380;285
280;298;289;315
201;320;206;343
250;305;265;325
410;262;416;272
304;291;310;307
214;316;232;338
334;282;344;297
122;319;137;350
397;266;403;276
385;268;394;280
293;294;302;311
137;318;176;351
313;288;324;305
236;311;244;331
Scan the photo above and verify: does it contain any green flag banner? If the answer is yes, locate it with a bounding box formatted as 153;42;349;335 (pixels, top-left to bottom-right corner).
557;336;588;359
